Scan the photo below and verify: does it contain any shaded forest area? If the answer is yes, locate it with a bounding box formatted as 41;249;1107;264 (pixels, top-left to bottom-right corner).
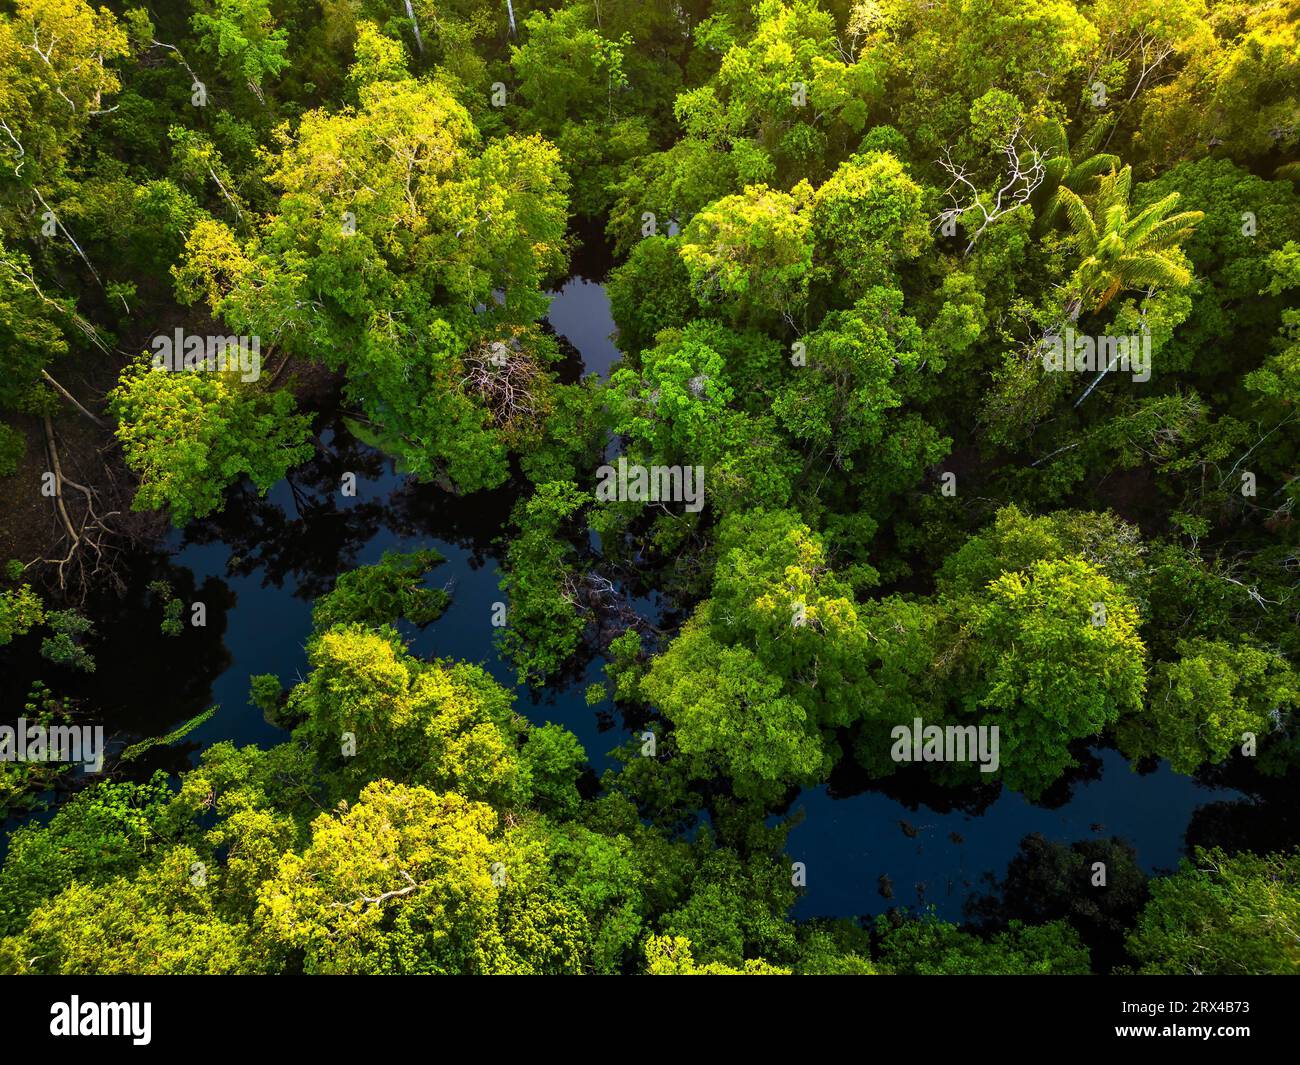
0;0;1298;975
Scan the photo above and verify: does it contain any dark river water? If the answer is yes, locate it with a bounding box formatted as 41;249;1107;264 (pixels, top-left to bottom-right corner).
2;259;1269;927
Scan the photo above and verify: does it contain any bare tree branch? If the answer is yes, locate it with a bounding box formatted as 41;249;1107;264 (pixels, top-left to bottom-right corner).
935;125;1046;256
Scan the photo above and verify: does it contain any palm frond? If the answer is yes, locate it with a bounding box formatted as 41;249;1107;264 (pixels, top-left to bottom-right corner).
1064;153;1120;190
1125;193;1184;244
1032;157;1070;219
1054;186;1097;250
1135;211;1205;252
1118;252;1193;292
1073;113;1116;160
1098;165;1133;214
1037;188;1066;231
1030;118;1069;161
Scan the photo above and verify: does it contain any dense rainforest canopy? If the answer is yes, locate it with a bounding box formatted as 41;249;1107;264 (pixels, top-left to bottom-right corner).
0;0;1298;976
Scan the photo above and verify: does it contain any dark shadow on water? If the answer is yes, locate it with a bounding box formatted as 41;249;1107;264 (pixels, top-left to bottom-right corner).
778;748;1247;924
0;264;1272;931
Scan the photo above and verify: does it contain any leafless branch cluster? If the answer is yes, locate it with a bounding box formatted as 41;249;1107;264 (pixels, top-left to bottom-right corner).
1082;29;1178;125
459;339;544;434
935;127;1046;255
36;415;126;598
562;569;663;642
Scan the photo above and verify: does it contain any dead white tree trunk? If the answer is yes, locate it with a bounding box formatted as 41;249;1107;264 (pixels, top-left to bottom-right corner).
42;370;106;428
404;1;425;54
32;187;100;285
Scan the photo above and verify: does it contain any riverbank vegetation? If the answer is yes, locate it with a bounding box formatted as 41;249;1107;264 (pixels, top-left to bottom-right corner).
1;0;1298;974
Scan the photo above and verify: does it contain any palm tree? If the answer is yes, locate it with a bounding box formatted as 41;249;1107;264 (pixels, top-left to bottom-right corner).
1055;165;1204;313
1030;114;1123;231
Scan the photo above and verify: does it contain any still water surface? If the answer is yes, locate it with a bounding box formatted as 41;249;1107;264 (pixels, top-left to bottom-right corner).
1;269;1254;923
